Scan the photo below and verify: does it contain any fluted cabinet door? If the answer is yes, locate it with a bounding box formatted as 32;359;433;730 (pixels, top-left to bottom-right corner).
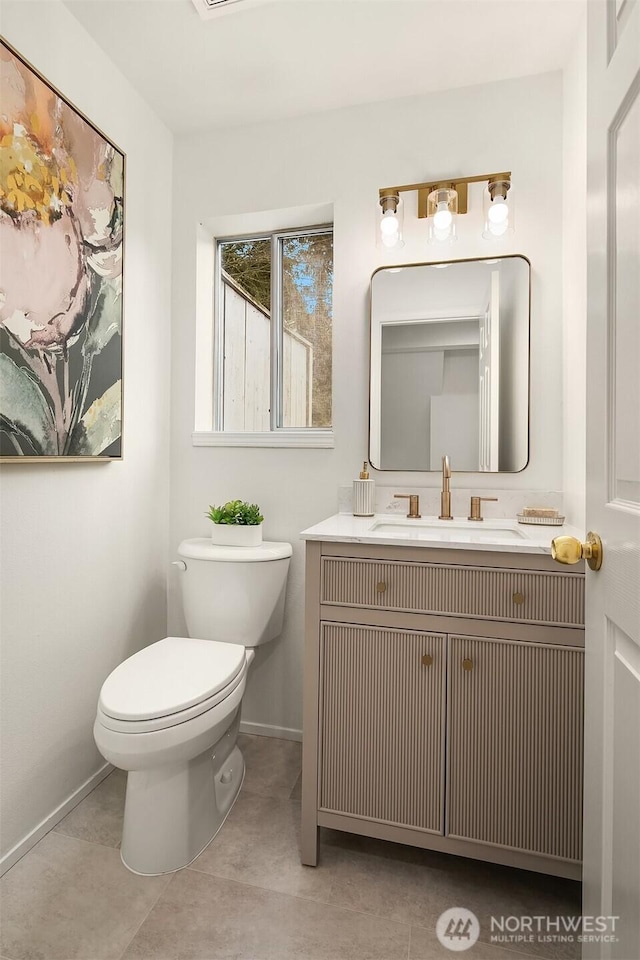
446;635;584;862
319;623;446;833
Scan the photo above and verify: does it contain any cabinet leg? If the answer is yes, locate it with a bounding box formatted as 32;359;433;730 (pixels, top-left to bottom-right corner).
300;816;319;866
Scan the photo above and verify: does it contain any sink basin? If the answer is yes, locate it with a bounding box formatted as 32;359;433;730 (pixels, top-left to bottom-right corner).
369;517;528;543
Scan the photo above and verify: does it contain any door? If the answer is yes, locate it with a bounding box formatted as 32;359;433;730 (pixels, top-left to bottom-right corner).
319;623;446;833
446;635;583;862
584;3;640;957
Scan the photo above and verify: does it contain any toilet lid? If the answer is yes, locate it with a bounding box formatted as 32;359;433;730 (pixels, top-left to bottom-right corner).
178;538;292;562
99;637;246;722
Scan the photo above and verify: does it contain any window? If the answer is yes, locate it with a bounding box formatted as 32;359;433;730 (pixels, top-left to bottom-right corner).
214;225;333;437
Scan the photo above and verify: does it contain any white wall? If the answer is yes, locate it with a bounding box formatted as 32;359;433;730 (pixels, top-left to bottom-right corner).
170;72;564;738
0;1;173;864
498;257;530;472
562;15;588;529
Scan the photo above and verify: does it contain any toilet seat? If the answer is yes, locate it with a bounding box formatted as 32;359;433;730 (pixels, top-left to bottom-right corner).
97;636;247;734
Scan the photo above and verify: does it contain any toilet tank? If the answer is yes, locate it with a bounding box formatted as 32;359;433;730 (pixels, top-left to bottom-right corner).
176;538;292;647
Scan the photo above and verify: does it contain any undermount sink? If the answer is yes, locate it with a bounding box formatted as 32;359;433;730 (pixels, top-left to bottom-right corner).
369;517;528;542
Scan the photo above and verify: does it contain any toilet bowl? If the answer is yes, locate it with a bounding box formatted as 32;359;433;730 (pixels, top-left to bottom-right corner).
94;538;292;875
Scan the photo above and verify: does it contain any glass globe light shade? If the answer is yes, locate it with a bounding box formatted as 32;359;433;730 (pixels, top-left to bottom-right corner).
380;210;400;236
381;231;401;249
487;219;509;237
483;179;514;239
433;202;453;230
488;197;509;224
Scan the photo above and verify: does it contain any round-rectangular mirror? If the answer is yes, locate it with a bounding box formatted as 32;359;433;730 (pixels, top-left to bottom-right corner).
369;255;530;472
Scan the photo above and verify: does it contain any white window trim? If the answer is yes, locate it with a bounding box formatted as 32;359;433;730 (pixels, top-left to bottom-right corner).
193;202;334;447
192;430;334;448
214;223;333;433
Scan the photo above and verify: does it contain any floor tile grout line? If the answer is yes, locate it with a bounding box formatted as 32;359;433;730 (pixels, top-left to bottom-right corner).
43;831;124;855
2;830;173;960
22;817;576;960
52;827;122;853
0;828;121;880
241;787;302;803
183;866;572;960
115;872;179;960
183;865;413;934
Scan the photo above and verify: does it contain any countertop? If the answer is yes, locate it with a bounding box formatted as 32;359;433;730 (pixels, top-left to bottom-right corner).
300;513;584;555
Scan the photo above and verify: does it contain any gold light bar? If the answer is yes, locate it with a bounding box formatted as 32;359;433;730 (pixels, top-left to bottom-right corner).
379;172;511;218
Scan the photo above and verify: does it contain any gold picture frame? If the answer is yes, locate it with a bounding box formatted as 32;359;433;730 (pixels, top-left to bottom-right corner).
1;38;125;462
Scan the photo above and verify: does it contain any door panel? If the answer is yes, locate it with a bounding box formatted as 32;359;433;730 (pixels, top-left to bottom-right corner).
609;0;638;58
446;635;583;861
319;623;446;833
611;629;640;957
612;83;640;506
584;3;640;955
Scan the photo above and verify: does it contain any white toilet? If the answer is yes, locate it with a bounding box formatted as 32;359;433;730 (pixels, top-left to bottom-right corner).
94;537;292;876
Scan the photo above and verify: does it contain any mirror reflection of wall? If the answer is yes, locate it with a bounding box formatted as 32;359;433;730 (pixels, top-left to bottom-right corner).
381;319;480;471
370;256;530;473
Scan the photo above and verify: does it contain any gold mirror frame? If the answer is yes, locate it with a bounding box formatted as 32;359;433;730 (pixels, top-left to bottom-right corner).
369;254;531;473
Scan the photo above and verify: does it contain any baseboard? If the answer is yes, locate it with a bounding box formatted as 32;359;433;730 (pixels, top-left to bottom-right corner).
240;720;302;742
1;727;301;876
0;762;114;877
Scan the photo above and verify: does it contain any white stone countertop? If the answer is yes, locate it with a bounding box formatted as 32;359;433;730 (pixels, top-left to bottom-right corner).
300;513;585;555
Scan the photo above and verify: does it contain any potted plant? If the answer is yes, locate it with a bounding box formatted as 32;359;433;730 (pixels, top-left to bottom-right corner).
207;500;264;546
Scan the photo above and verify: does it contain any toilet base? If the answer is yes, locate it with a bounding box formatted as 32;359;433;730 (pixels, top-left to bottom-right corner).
120;715;244;875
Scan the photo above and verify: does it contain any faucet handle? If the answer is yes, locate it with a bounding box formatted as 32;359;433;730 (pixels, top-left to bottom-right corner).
394;493;421;519
468;496;498;521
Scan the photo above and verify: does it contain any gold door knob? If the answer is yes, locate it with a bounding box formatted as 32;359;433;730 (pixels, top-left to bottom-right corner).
512;592;525;605
421;654;433;667
376;581;387;593
551;532;603;571
462;658;473;672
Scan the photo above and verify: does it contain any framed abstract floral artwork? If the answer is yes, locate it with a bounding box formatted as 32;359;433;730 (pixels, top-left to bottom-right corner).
0;39;124;461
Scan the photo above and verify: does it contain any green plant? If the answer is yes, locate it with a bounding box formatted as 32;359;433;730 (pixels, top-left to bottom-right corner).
207;500;264;526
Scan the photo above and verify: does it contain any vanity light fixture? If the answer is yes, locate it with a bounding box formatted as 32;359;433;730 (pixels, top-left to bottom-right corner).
483;178;514;239
378;190;404;249
426;186;458;244
377;171;513;249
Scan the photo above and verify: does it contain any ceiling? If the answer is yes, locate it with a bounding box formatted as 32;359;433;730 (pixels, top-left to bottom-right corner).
63;0;586;134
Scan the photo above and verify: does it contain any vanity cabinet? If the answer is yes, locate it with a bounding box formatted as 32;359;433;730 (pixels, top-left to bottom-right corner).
446;635;583;863
320;624;446;834
302;541;585;880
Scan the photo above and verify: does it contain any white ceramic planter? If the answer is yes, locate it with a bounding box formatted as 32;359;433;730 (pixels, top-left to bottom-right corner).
210;523;263;547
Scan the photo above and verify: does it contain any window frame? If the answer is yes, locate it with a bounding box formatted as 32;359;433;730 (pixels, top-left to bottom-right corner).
212;223;334;440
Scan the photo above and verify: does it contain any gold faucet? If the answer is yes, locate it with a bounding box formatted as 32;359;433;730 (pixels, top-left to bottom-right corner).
439;455;453;520
394;493;421;518
468;496;498;521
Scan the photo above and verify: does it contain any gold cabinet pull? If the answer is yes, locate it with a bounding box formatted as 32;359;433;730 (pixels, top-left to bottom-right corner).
462;658;473;672
421;654;433;667
512;592;525;605
376;581;387;593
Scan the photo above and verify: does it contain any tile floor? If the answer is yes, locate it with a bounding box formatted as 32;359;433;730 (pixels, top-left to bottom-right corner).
1;735;581;960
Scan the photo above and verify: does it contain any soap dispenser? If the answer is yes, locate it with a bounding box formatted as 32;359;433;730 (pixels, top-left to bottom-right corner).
353;461;375;517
